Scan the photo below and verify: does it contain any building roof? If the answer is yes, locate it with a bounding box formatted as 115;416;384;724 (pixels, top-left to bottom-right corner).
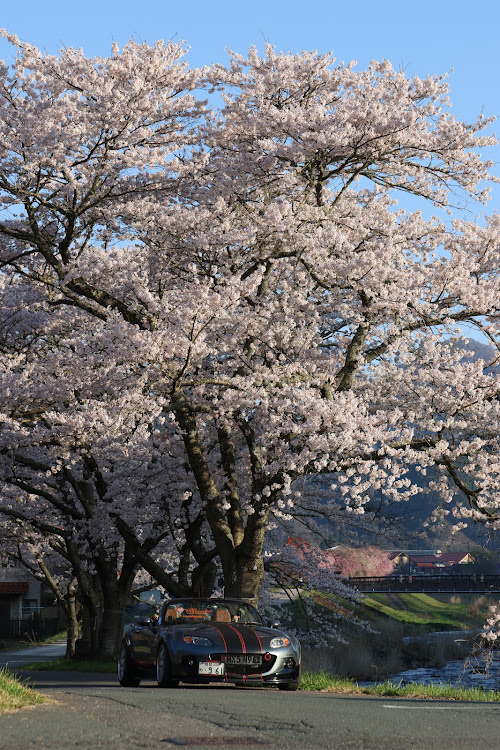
438;553;472;564
0;582;29;594
409;555;440;564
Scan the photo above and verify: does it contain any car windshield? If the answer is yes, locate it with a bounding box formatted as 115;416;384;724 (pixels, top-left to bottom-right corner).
161;599;263;625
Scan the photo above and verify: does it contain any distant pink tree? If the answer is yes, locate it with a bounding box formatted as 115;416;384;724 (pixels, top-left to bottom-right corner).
327;546;396;578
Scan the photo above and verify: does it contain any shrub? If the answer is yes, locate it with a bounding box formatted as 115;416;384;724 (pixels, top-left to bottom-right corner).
466;596;487;618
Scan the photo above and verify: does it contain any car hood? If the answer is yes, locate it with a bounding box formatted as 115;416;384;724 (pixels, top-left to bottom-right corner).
168;621;297;652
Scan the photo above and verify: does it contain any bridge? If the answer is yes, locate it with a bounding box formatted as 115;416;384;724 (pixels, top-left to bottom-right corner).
349;573;500;594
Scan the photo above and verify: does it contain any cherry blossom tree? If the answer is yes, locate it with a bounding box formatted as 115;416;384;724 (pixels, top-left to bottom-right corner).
131;46;500;599
1;35;500;658
327;546;395;578
261;541;368;645
482;603;500;644
0;287;218;656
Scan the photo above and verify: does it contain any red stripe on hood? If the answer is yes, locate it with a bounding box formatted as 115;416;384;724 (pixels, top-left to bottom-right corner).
226;624;247;652
210;624;229;682
248;627;265;683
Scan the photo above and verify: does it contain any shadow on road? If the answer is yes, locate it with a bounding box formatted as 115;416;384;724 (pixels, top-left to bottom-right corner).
16;670;119;690
16;670;267;691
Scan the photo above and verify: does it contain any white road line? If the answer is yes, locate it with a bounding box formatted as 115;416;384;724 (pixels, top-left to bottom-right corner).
384;704;486;710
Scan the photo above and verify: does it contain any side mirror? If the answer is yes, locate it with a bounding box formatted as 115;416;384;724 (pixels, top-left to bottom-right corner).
135;616;152;627
268;621;280;629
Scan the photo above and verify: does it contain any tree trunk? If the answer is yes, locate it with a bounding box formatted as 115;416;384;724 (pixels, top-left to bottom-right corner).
65;581;80;659
77;600;101;659
97;599;127;659
192;560;218;597
220;506;270;606
95;565;135;659
222;548;265;607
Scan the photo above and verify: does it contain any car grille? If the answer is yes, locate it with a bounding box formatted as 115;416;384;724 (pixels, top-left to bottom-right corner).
213;653;277;675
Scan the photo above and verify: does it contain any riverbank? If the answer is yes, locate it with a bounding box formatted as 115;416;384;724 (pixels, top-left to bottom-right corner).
361;592;493;635
301;592;496;681
388;648;500;691
302;624;475;681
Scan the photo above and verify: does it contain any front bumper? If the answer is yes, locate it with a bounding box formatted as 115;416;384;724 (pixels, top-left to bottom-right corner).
174;653;300;685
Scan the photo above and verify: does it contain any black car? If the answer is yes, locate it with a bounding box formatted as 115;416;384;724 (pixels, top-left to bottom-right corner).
118;597;301;690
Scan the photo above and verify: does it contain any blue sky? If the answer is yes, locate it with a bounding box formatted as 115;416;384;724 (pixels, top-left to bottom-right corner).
1;0;499;212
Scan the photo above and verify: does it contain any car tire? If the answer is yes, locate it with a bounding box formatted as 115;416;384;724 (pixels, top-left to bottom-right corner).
278;681;299;691
156;642;179;688
118;642;141;687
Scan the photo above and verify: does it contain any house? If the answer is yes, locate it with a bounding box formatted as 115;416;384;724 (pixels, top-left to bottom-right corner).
413;551;475;574
0;567;30;625
437;552;474;569
387;551;410;569
0;566;56;638
389;549;474;575
409;554;442;573
386;550;475;575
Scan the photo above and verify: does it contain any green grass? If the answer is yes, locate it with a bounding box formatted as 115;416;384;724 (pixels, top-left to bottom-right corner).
300;670;500;702
21;657;117;673
300;671;353;691
0;668;48;712
362;593;488;632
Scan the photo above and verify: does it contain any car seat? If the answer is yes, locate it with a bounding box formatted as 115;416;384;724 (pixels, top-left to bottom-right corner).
213;607;231;622
165;606;179;622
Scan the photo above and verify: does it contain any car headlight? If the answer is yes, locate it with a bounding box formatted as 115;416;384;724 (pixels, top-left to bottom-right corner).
270;636;291;648
183;636;214;647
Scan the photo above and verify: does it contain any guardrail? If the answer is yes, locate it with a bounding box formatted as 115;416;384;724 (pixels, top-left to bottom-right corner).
349;573;500;593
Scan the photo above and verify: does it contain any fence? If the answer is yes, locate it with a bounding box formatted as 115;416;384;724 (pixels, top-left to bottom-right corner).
349;573;500;593
0;617;60;640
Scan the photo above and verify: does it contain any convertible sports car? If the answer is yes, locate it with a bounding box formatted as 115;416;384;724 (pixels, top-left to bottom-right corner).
118;597;301;690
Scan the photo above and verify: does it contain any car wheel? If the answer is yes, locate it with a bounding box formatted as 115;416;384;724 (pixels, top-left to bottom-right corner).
118;642;141;687
156;642;179;688
278;681;299;691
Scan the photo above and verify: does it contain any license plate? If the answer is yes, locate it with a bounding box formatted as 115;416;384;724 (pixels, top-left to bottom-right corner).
224;655;262;666
198;661;225;676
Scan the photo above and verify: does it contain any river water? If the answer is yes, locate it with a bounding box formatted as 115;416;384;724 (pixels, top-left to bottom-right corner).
389;632;500;690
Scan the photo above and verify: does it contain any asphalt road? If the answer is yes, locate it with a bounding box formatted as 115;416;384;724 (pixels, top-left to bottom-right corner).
0;640;66;669
1;671;499;750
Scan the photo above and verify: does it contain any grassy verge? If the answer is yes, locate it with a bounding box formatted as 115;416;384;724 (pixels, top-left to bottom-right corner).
0;631;67;652
0;668;48;712
300;670;500;702
361;593;490;633
20;658;116;673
